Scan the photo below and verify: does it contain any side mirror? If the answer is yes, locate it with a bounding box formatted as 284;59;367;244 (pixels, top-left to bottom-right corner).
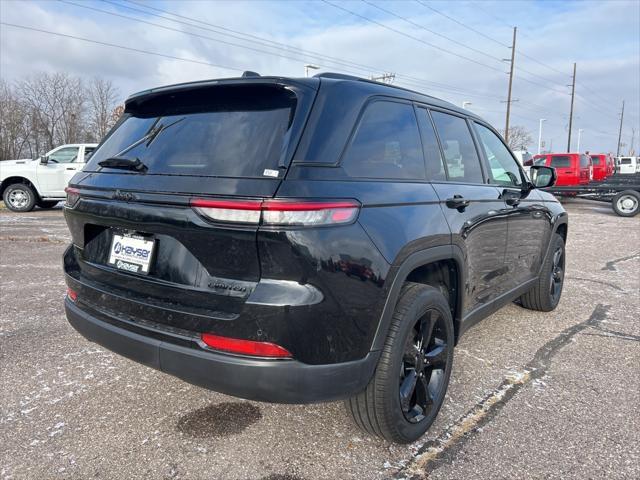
39;156;49;165
529;165;556;188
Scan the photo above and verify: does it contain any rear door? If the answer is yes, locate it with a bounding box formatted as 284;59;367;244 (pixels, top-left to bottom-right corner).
65;81;316;324
428;110;509;317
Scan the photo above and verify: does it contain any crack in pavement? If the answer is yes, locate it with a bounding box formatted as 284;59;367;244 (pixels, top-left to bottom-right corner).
566;276;623;292
397;304;611;480
601;252;640;271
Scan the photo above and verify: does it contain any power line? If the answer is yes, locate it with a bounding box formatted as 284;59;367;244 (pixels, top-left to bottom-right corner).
361;0;506;64
107;0;510;101
414;0;510;48
113;0;385;77
321;0;506;73
106;0;509;102
0;22;244;72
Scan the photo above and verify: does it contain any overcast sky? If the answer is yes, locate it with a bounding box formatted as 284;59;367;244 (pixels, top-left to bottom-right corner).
1;0;638;154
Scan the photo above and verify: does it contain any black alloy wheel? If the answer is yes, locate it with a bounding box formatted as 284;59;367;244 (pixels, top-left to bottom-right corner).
400;309;450;424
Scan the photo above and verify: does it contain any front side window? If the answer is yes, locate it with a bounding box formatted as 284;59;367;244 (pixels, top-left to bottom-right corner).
431;111;484;184
474;123;523;187
342;101;425;180
48;147;80;164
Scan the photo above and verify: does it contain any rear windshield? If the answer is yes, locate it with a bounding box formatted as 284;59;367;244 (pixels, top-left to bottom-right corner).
85;85;297;177
591;155;602;165
620;158;632;164
550;155;571;167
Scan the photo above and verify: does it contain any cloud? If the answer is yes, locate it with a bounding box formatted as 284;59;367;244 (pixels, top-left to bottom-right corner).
0;0;638;153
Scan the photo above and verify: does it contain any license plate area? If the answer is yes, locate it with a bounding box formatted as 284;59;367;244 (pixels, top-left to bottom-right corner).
108;232;156;275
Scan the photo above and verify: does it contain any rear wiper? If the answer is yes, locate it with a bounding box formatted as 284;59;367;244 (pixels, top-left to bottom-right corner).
98;157;148;172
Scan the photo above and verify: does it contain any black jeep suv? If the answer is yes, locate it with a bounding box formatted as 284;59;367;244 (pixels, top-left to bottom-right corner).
63;73;566;443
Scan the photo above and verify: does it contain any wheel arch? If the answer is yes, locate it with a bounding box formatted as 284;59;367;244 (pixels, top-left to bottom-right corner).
370;245;466;352
0;176;40;199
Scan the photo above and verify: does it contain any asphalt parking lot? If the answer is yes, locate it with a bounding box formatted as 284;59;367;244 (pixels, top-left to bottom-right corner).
1;199;638;480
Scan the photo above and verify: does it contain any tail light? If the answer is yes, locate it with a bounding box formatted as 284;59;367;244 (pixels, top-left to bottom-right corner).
200;333;292;358
191;198;360;226
67;287;78;302
65;187;80;208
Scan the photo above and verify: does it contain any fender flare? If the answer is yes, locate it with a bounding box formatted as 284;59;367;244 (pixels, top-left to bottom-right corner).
370;244;466;352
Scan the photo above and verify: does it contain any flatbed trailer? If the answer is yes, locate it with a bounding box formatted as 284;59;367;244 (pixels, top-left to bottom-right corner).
543;173;640;217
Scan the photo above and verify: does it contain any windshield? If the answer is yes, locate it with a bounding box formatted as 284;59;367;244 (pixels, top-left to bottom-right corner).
85;85;297;177
551;155;571;167
533;157;547;166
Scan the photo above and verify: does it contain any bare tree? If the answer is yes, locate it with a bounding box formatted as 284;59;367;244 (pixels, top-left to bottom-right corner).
87;77;120;141
500;125;533;151
17;72;86;154
0;80;31;160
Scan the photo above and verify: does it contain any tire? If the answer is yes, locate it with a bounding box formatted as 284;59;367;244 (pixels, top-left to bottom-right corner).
2;183;37;212
612;190;639;217
519;233;565;311
345;283;454;443
37;200;59;209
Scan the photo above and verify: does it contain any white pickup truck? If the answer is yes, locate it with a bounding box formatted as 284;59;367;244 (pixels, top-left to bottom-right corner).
0;143;97;212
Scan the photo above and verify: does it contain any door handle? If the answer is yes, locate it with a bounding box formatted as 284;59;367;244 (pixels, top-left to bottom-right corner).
446;195;470;211
66;167;77;171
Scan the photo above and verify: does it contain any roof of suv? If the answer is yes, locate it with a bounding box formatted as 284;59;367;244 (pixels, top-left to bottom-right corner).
125;72;479;120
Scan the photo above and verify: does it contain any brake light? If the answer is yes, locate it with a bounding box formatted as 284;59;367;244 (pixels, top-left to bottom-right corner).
190;198;360;226
65;187;80;208
200;333;292;358
191;199;262;224
67;287;78;302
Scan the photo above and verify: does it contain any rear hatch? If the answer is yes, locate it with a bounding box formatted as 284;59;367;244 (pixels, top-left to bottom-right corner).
64;79;317;331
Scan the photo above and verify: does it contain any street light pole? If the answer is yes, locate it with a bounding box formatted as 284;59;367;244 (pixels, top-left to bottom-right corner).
538;118;546;154
577;129;583;152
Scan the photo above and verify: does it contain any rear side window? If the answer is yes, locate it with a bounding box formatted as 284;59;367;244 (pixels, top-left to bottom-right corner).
342;101;425;180
416;109;446;181
431;111;484;184
551;155;571;167
474;123;523;187
85;85;296;178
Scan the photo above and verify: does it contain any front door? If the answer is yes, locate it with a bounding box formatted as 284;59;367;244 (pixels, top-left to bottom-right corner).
36;146;80;197
472;121;552;291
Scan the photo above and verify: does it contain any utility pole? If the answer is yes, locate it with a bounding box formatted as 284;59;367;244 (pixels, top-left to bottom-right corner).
567;62;576;152
616;100;625;157
504;27;517;144
371;73;396;84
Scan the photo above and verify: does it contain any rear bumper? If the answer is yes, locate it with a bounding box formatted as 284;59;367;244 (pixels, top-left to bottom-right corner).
65;298;378;403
